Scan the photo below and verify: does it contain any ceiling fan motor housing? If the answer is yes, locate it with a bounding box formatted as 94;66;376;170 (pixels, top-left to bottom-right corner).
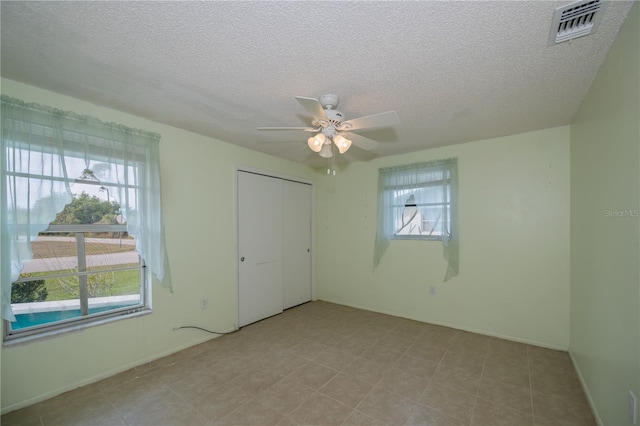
319;94;339;109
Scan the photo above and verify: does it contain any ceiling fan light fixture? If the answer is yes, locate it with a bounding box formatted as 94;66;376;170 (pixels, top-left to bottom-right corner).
307;133;325;152
319;143;333;158
333;134;352;154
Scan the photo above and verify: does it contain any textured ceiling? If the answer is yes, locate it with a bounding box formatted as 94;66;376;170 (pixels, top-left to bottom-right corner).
1;1;634;167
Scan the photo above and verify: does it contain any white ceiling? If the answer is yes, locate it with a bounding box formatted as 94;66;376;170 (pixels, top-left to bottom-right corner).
1;1;634;167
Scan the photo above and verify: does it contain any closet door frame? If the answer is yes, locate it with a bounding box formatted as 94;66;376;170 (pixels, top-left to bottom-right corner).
234;165;316;329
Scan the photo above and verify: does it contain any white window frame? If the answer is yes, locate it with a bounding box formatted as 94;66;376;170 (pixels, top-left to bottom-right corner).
3;223;149;343
381;165;453;242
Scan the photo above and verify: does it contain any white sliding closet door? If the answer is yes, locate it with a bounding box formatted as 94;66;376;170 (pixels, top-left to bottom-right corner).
282;180;312;309
237;171;284;327
237;171;312;327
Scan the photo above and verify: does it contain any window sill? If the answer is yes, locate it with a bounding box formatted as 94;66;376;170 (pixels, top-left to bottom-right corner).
392;235;446;241
3;308;152;347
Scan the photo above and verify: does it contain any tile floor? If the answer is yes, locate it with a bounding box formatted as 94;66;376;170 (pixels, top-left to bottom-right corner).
2;301;596;425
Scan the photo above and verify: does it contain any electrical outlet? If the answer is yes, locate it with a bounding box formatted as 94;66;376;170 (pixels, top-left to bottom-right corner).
429;286;437;296
200;298;208;310
629;390;637;425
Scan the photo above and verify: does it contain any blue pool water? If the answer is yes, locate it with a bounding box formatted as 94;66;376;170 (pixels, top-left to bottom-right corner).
13;304;137;330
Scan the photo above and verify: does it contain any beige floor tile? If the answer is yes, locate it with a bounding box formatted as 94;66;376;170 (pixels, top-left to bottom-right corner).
449;331;493;354
337;335;378;356
488;338;529;359
214;399;284;425
361;342;405;365
439;350;486;376
430;363;482;396
406;341;447;363
483;357;531;388
0;405;41;426
255;378;316;416
356;386;416;425
259;350;309;376
530;369;583;397
375;333;416;353
287;392;353;425
151;357;212;385
394;318;433;336
2;302;596;426
190;383;253;423
532;391;596;425
287;360;338;390
230;366;284;395
471;401;534;426
376;367;430;401
477;376;532;413
319;372;373;408
211;356;263;382
342;410;386;426
168;368;228;401
117;386;209;426
35;383;104;414
342;357;387;385
288;339;330;360
418;328;457;348
101;375;167;409
420;381;476;423
40;400;126;426
395;352;440;380
313;345;358;371
407;404;469;426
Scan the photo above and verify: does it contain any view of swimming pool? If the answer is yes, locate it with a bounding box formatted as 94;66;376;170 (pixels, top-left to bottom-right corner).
12;303;139;330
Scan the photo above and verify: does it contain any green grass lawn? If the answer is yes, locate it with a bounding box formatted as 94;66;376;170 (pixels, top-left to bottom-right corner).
14;236;141;302
17;269;140;301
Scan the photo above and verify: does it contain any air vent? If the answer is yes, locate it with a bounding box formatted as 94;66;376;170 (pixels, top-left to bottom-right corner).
549;0;606;45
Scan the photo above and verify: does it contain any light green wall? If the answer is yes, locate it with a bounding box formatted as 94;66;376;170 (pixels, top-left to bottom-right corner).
569;3;640;425
0;78;317;412
317;126;571;349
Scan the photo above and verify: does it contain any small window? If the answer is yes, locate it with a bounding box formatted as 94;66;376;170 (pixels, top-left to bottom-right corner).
374;159;459;279
382;161;455;241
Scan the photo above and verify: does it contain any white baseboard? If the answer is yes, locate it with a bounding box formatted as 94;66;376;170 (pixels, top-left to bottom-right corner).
569;351;603;426
317;297;568;351
1;333;217;415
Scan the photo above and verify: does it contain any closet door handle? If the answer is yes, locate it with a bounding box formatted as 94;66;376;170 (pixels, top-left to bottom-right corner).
240;257;245;262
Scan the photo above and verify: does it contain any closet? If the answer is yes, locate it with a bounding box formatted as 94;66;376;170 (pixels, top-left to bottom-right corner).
237;170;312;327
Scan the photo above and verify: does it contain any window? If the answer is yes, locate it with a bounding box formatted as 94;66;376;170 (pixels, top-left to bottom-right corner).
5;203;147;340
1;95;170;342
374;159;459;281
393;178;451;240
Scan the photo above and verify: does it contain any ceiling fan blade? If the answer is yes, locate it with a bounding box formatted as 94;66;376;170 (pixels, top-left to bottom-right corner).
257;126;318;132
295;97;328;121
343;144;378;162
339;111;400;131
349;133;379;151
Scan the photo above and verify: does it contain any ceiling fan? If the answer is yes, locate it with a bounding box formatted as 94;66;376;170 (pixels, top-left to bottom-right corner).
257;94;400;158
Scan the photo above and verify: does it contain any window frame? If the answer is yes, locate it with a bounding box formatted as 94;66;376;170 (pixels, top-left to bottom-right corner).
3;223;149;343
384;169;453;242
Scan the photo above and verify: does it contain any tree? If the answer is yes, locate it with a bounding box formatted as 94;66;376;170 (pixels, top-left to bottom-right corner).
52;192;120;225
11;280;48;303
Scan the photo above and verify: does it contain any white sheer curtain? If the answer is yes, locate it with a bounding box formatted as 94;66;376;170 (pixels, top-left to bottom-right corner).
373;159;459;281
1;95;171;321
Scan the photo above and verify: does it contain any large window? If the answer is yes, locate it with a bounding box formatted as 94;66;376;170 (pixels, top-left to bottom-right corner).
1;95;170;342
374;159;459;281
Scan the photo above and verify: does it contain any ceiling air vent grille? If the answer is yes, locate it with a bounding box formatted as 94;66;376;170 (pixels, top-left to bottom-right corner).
549;0;606;45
